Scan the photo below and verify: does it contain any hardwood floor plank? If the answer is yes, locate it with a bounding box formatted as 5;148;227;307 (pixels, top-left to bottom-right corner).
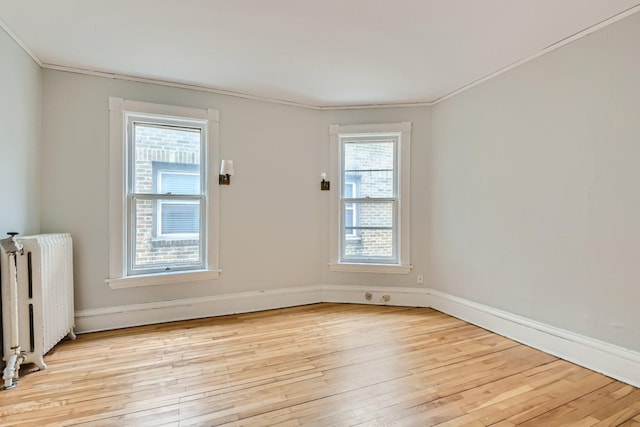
0;303;636;426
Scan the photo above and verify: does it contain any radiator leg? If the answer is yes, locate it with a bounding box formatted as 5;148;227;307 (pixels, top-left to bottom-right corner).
33;356;47;371
67;329;77;340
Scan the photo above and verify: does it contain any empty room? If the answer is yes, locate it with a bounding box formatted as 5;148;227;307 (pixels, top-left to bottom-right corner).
1;1;639;425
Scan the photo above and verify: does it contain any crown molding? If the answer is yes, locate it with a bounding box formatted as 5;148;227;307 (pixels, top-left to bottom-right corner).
42;63;323;110
0;17;42;67
5;4;640;110
432;3;640;105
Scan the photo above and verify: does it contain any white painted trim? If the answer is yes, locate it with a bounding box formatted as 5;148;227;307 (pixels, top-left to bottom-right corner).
432;4;640;105
42;63;434;111
73;284;640;387
39;4;640;110
331;122;409;135
328;122;412;271
328;263;412;274
321;284;429;307
44;63;322;111
106;269;221;289
427;289;640;388
205;108;221;277
107;98;221;283
108;98;126;280
3;4;639;110
328;127;339;265
75;286;322;333
398;122;411;264
0;17;43;67
321;102;434;110
120;99;214;121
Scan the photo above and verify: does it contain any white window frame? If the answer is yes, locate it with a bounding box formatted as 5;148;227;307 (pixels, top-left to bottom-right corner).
328;122;413;274
107;98;221;289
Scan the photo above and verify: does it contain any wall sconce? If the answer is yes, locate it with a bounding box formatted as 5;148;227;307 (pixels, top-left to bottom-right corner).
219;160;234;185
320;172;330;191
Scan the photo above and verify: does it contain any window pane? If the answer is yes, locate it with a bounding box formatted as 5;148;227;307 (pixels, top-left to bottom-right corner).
132;198;202;272
343;202;395;260
347;201;393;229
160;202;199;235
344;141;394;198
133;123;201;194
344;229;393;259
160;171;199;195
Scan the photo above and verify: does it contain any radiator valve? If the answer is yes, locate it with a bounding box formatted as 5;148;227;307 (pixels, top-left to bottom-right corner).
0;232;23;255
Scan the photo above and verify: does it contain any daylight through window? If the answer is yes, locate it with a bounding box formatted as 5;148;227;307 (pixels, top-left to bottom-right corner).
329;122;412;274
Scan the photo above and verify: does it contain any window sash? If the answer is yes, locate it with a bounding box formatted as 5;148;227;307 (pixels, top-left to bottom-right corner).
126;115;208;276
158;171;200;195
128;195;205;274
340;199;398;263
155;167;201;238
339;136;399;264
157;199;201;238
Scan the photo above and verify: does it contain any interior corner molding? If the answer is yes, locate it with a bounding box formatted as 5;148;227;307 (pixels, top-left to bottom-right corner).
0;17;42;67
431;4;640;105
5;4;640;111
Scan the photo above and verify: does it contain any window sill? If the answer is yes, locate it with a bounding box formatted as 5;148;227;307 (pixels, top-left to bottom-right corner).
328;263;413;274
106;269;221;289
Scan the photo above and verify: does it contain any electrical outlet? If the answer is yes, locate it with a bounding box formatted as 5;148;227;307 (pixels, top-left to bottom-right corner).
382;295;391;302
417;274;424;284
365;292;372;301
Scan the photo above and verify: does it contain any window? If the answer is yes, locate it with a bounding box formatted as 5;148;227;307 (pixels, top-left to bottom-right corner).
128;121;205;275
108;98;220;288
153;162;200;238
342;137;396;262
328;122;412;274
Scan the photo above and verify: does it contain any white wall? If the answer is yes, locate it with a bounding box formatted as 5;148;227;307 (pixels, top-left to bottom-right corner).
0;27;41;236
39;70;431;313
430;12;640;352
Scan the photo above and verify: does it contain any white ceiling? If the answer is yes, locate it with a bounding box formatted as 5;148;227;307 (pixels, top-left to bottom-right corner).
1;1;639;108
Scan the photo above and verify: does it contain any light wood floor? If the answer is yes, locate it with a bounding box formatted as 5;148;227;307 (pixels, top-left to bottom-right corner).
0;303;639;426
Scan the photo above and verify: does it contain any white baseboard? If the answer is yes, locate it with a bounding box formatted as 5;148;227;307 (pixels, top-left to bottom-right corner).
321;284;430;307
427;289;640;388
74;284;640;387
75;286;322;333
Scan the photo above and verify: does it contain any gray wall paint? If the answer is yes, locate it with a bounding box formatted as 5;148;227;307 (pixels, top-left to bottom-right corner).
430;12;640;351
10;9;640;354
41;71;324;310
0;27;41;236
40;71;430;312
